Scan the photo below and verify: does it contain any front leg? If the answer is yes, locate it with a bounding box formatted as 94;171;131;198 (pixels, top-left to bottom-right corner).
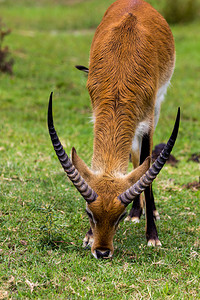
150;186;160;220
140;131;161;246
126;191;160;223
83;227;94;248
125;195;143;223
140;130;161;245
145;186;161;246
126;149;143;222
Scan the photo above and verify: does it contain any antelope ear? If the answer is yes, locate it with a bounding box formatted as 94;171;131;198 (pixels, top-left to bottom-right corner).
125;157;151;185
71;147;93;182
75;65;89;74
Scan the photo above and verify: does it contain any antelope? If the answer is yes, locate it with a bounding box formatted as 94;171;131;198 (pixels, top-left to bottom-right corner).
48;0;180;259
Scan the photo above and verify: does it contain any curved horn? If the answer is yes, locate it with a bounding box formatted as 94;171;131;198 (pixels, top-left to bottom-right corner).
118;108;180;206
48;92;98;204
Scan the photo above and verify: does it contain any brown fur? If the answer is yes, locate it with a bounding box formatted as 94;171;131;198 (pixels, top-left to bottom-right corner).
88;0;174;173
72;0;175;257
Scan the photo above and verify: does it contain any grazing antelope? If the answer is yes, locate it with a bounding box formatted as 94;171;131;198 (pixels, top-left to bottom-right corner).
48;0;180;259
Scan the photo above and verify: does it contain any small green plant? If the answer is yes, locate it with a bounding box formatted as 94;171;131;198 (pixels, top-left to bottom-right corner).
39;204;60;245
163;0;199;24
0;18;14;74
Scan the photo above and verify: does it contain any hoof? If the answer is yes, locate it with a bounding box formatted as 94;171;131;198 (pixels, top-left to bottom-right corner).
124;216;131;222
124;216;140;223
131;217;140;224
153;210;160;220
83;235;94;248
147;239;162;247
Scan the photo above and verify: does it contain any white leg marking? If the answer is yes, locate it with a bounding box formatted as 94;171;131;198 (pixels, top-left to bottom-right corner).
147;239;162;247
83;235;94;248
153;210;160;220
131;217;140;223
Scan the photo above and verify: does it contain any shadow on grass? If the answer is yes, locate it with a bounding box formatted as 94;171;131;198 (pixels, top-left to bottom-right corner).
38;235;78;251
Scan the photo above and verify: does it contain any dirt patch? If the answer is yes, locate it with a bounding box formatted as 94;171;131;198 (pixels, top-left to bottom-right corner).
152;143;179;166
182;180;200;191
187;153;200;163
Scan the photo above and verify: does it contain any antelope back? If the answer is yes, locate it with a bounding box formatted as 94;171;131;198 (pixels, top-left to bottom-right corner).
87;0;175;175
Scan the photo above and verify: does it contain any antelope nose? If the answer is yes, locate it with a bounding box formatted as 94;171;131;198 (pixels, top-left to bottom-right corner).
95;249;111;259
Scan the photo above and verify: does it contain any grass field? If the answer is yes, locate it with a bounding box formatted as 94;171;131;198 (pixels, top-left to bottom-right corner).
0;0;199;299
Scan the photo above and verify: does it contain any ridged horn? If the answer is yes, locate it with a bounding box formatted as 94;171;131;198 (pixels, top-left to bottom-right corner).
118;108;180;206
48;92;98;203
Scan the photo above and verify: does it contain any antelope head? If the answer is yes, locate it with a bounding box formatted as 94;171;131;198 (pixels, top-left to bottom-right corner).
48;93;180;259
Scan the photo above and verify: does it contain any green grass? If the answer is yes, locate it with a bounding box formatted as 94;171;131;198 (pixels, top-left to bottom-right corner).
0;0;199;299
